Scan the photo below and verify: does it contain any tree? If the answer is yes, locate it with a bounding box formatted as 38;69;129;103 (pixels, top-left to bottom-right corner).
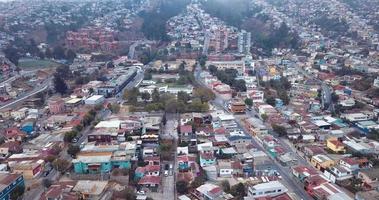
221;180;231;193
177;91;190;103
42;178;52;189
65;49;77;62
233;80;247;92
64;131;77;143
230;183;246;198
52;159;70;174
141;92;151;102
3;46;21;65
191;171;206;189
53;74;68;95
272;124;287;137
244;98;253;108
152;88;160;102
123;88;139;105
208;65;218;75
261;113;268;122
67;144;80;158
193;87;215;103
53;45;66;59
45;48;53;58
10;185;24;200
176;180;189;194
108;103;120;114
266;96;276;106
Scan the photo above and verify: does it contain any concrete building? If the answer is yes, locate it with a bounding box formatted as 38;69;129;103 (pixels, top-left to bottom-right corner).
0;173;25;200
246;181;288;198
84;95;105;105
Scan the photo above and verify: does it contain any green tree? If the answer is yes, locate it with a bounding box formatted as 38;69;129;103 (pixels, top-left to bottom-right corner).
67;144;80;157
177;91;190;103
10;185;24;200
230;183;246;198
141;92;151;102
176;180;189;194
261;113;268;122
221;180;231;193
272;124;287;137
152;88;160;102
65;49;77;62
123;88;139;105
53;74;68;95
245;98;253;108
52;158;70;174
53;45;66;59
208;65;218;75
193;87;215;103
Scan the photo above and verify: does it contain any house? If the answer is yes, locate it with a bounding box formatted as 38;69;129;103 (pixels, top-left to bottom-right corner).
73;151;131;174
10;160;44;179
227;135;251;152
358;168;379;190
48;97;65;114
10;107;28;120
218;160;233;178
40;181;78;200
340;157;360;172
2;128;26;142
311;154;335;171
193;183;233;200
138;175;160;191
292;165;319;182
179;125;194;143
326;137;345;153
246;181;288;198
73;180;108;200
355;190;379;200
229;100;245;113
310;182;353;200
0;141;23;157
134;165;160;180
324;165;353;183
178;155;196;172
0;173;25;200
84;95;105;105
200;152;216;167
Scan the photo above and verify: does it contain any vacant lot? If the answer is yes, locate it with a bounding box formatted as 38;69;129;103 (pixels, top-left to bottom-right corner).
18;58;63;69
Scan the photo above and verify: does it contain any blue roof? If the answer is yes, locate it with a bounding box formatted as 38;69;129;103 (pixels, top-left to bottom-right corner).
228;135;252;141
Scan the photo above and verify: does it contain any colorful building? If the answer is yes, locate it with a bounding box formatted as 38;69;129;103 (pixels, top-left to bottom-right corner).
0;173;25;200
73;152;131;174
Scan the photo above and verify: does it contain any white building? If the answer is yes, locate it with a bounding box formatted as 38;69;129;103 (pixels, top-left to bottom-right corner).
246;181;288;199
84;95;105;105
206;60;246;76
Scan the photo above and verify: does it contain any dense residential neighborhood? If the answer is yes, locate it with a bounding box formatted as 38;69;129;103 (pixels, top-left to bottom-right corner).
0;0;378;200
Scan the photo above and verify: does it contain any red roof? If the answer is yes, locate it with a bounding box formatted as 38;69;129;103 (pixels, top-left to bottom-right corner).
145;165;160;172
293;165;318;176
3;128;26;138
329;139;344;147
209;187;222;195
138;175;160;185
341;157;359;165
200;152;215;160
180;125;192;133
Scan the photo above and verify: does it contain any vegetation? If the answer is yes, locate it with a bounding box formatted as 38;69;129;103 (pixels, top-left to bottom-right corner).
67;144;81;158
272;124;288;137
176;180;189;194
230;183;246;199
10;185;24;200
52;158;70;174
202;0;255;28
208;66;247;92
139;0;190;41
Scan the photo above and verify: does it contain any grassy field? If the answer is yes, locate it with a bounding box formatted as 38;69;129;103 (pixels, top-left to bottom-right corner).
18;58;63;69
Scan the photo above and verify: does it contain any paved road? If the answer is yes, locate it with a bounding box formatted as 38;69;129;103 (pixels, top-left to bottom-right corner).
161;114;178;200
0;80;51;110
194;66;311;199
115;67;144;100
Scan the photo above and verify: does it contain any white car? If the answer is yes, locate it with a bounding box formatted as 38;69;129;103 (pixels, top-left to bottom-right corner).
164;170;169;177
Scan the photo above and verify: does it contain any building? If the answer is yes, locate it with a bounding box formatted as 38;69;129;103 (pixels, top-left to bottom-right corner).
238;30;251;54
10;160;44;179
358;168;379;189
246;181;288;198
0;173;25;200
311;154;335;171
40;181;78;200
84;95;105;105
73;152;131;174
229;100;246;113
73;180;108;200
206;60;246;76
326;137;346;153
2;128;26;143
193;183;233;200
48;97;65;114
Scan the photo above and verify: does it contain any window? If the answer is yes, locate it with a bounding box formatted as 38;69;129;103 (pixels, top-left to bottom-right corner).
278;189;281;192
